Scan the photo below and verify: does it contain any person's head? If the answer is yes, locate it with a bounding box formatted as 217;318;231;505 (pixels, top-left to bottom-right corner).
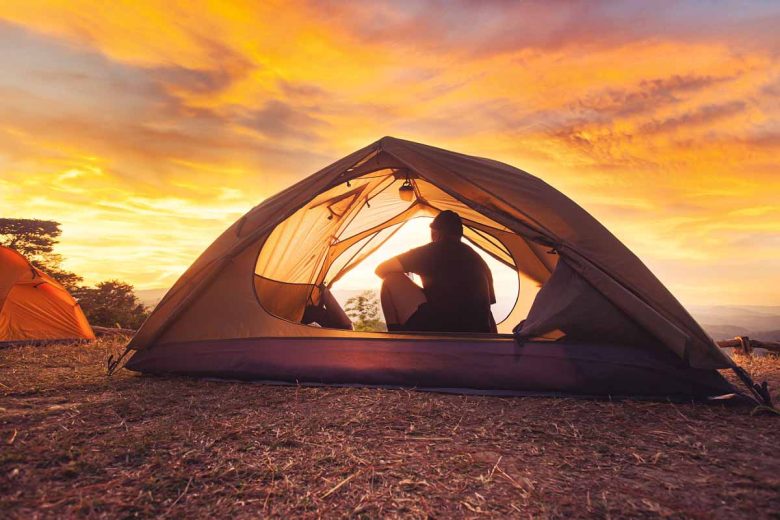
430;210;463;242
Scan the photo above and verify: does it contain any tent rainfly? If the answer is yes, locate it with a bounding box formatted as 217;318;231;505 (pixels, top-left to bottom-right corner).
0;246;94;343
117;137;770;404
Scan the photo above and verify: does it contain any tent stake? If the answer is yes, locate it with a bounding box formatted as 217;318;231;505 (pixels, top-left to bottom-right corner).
107;347;132;376
730;364;773;408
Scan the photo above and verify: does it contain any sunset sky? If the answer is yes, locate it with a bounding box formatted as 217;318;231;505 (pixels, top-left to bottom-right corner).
1;1;778;306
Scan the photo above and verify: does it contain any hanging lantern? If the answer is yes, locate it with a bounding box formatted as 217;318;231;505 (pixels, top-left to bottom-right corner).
398;177;415;202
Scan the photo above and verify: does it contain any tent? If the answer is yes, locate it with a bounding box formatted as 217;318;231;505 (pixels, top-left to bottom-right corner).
120;137;767;402
0;246;94;343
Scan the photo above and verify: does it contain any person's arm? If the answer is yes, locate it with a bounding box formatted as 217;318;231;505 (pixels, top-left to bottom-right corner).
374;256;405;279
487;266;497;305
476;254;497;305
376;245;430;279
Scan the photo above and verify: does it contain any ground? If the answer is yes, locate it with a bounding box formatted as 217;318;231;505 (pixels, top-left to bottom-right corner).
1;339;778;519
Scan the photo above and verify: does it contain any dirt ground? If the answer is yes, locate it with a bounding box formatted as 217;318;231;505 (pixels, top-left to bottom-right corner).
1;338;778;519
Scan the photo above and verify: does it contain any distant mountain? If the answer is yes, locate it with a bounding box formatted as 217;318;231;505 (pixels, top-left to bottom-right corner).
135;288;168;308
699;324;750;340
689;305;780;341
754;330;780;342
689;305;780;331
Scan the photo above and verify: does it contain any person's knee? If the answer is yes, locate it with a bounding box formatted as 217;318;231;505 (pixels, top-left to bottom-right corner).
379;276;391;297
382;272;410;291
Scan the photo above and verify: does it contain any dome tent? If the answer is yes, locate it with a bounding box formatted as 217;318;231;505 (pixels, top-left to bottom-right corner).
119;137;763;402
0;246;94;343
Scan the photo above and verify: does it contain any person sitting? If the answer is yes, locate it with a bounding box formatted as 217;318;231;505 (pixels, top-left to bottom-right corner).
375;210;497;333
301;286;353;330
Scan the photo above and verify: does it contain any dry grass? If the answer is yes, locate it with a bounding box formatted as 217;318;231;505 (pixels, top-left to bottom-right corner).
1;338;778;519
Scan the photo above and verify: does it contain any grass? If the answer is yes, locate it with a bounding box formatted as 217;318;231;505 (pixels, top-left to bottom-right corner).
1;337;778;518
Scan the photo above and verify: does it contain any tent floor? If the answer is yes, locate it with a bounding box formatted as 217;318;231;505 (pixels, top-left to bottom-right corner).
125;336;735;401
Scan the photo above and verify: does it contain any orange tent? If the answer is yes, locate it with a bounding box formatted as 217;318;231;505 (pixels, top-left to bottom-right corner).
0;246;94;343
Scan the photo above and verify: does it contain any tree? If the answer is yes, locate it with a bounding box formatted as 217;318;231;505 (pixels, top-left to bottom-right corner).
73;280;149;329
344;290;386;332
1;218;149;328
0;218;82;290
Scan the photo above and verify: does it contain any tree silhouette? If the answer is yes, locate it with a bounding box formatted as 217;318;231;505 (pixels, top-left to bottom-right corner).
73;280;149;329
1;218;151;328
344;290;386;332
0;218;82;290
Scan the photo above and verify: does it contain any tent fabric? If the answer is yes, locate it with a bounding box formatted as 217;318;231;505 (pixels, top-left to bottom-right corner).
0;246;94;342
517;260;655;347
123;136;738;399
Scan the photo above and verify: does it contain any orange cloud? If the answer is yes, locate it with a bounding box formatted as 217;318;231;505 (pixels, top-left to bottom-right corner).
0;1;778;306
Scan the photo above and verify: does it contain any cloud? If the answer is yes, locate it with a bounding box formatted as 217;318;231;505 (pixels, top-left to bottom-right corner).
151;65;238;96
571;75;735;119
0;2;778;304
277;79;329;100
237;100;328;140
306;0;780;58
148;35;254;97
638;100;747;134
761;76;780;97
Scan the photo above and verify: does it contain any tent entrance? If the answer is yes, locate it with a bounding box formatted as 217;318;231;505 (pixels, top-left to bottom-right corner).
254;164;556;333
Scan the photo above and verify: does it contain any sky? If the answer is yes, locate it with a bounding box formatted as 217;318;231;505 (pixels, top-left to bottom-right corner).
0;0;778;307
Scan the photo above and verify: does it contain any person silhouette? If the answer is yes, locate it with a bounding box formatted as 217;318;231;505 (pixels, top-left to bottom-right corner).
375;211;496;333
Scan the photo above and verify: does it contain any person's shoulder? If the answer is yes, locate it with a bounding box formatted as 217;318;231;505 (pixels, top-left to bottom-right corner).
398;242;434;264
408;242;436;255
457;241;481;257
459;242;490;266
409;242;441;254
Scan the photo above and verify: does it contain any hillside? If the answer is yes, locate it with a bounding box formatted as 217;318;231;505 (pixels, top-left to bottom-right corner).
689;305;780;341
